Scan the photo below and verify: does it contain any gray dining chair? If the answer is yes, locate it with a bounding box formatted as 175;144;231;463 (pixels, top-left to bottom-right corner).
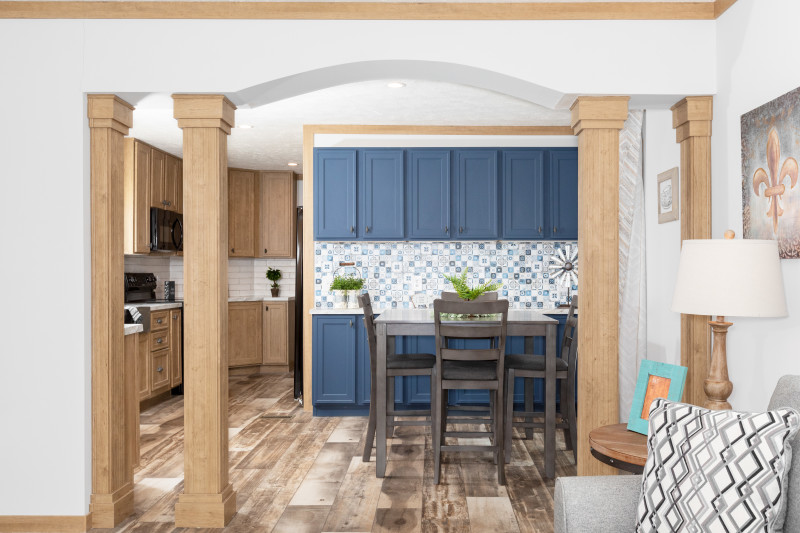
359;293;437;463
432;297;509;485
504;296;578;469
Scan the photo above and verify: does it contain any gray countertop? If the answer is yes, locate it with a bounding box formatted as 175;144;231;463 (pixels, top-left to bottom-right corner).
310;306;574;316
125;324;143;336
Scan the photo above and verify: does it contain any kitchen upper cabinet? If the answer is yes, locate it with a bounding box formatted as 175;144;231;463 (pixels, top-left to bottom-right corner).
165;155;182;214
453;150;499;239
548;150;579;240
149;149;166;210
124;139;152;254
256;171;296;258
228;169;256;257
407;150;450;239
359;150;404;239
228;302;263;367
314;149;356;240
313;315;357;405
502;150;545;239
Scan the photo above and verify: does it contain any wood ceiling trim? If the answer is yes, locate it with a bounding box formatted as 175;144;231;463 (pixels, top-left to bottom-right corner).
0;1;733;21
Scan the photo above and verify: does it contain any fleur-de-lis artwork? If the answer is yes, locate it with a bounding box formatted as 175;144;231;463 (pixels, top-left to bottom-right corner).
742;86;800;259
752;128;798;233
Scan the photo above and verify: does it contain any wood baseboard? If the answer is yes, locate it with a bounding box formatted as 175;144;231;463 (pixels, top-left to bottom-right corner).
139;390;173;412
0;514;91;533
175;484;237;528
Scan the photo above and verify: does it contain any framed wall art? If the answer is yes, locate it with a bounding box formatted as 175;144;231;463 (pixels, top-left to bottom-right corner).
627;360;688;435
741;87;800;258
657;167;679;224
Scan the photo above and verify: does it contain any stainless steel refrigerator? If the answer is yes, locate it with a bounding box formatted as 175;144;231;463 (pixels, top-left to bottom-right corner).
293;206;303;400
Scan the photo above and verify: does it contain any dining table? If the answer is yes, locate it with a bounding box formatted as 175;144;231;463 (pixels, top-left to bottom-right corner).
373;308;559;478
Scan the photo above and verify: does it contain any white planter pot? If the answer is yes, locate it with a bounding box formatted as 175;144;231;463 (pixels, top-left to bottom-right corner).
347;290;362;309
332;290;348;309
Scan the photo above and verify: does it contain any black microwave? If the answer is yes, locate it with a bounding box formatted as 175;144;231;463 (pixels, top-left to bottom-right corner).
150;207;183;252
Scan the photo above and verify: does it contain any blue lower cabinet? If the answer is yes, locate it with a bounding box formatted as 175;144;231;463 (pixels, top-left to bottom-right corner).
313;316;357;408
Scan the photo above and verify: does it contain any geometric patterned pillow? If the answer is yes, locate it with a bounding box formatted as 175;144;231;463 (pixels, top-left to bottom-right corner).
635;399;800;533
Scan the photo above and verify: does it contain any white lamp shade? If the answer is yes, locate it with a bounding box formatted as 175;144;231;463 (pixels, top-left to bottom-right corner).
671;239;787;318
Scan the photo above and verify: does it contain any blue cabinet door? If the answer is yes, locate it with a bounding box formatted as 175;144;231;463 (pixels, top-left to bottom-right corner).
454;150;499;239
314;149;356;240
312;316;356;404
407;150;450;239
548;150;579;240
359;150;404;240
502;150;545;239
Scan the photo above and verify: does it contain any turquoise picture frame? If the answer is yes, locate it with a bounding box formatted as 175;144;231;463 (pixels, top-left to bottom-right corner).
627;360;688;435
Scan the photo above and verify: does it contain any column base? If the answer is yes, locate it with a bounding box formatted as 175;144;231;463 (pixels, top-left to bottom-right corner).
90;481;134;528
175;483;237;528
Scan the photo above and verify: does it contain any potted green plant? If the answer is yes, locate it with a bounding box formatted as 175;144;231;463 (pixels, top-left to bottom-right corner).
345;277;365;309
442;270;502;317
330;275;364;308
266;267;282;297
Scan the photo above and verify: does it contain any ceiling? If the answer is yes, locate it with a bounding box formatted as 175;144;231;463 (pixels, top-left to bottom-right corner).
128;79;574;174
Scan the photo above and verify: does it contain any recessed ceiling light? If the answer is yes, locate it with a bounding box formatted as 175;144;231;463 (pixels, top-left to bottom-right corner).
387;82;406;89
238;124;254;129
288;161;298;167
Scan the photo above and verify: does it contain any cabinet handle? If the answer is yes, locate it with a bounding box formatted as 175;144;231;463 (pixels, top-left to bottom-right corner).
173;314;177;320
365;226;370;233
265;306;269;311
459;226;463;233
264;248;268;254
165;201;171;207
231;248;235;253
157;366;163;373
349;320;353;327
554;226;557;233
162;200;167;206
538;226;542;233
156;318;163;324
444;225;448;233
350;226;355;233
157;338;163;344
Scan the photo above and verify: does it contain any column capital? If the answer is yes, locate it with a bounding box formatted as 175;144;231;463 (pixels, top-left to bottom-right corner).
87;94;134;135
671;96;713;142
570;96;629;135
172;94;236;134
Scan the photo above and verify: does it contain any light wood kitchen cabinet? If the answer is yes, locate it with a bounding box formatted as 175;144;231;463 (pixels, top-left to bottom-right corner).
228;169;257;257
228;301;263;366
125;332;140;469
256;171;296;258
170;309;182;388
165;155;182;213
137;330;150;400
262;300;295;370
150;149;166;210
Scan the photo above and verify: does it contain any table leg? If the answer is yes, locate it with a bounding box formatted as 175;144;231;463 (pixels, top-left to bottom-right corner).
524;336;534;440
376;322;388;478
387;337;396;437
545;323;557;479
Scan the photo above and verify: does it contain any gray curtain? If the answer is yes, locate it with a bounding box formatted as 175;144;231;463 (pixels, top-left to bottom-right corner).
619;110;647;422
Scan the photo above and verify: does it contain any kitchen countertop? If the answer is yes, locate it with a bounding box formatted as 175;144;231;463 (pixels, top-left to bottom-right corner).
229;296;295;302
125;324;143;335
310;306;575;315
126;301;183;311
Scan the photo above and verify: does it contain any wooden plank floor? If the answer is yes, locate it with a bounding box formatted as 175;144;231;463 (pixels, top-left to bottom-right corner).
97;373;576;533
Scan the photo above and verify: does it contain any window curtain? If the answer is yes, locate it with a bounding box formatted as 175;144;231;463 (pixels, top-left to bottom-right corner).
618;110;647;422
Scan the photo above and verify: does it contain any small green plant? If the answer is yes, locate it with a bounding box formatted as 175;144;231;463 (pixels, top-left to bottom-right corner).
266;267;282;289
330;275;364;291
443;270;502;301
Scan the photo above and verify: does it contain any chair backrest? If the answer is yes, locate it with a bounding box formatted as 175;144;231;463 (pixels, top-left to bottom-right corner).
768;375;800;530
440;291;499;302
358;293;377;373
561;296;578;368
433;298;509;379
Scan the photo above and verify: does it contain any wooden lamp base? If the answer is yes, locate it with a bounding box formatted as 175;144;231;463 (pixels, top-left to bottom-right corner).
703;317;733;410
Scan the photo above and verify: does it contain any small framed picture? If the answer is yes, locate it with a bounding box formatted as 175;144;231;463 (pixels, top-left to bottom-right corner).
627;360;688;435
657;167;680;224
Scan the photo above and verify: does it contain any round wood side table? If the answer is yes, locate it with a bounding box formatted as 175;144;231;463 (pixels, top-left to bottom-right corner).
588;423;648;474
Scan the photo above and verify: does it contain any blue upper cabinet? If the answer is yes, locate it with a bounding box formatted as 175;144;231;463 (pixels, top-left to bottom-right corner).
454;150;499;239
548;149;579;240
359;150;404;240
502;150;545;239
314;149;357;240
407;150;451;239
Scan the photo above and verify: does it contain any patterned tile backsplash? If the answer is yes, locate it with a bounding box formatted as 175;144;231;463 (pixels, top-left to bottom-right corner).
314;241;579;309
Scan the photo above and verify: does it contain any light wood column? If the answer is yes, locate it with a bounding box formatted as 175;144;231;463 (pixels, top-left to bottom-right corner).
570;96;629;476
88;94;135;527
172;94;237;528
672;96;713;407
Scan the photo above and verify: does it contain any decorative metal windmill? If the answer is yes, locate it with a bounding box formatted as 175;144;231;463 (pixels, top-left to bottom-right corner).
548;245;578;304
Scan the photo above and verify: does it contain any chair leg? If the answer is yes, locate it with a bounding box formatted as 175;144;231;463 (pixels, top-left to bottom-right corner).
433;371;442;485
504;368;515;464
495;387;506;485
387;376;395;438
567;376;578;463
362;360;378;462
560;378;572;451
524;377;534;440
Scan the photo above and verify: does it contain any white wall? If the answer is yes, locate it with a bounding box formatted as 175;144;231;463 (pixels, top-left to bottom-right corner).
0;17;716;516
643;110;682;366
713;0;800;411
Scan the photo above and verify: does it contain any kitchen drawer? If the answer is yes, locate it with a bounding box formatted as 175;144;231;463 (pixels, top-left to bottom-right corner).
150;310;169;331
151;348;170;392
150;329;170;351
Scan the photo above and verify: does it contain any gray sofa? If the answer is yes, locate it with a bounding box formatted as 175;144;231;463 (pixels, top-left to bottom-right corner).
554;375;800;533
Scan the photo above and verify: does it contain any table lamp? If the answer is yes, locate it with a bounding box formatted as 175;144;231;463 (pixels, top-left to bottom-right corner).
671;231;787;410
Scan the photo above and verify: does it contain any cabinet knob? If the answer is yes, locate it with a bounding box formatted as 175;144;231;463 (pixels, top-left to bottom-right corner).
173;314;177;320
231;248;235;253
264;248;268;254
350;226;355;233
365;226;370;233
554;226;557;233
444;225;448;233
162;200;167;206
538;226;542;233
157;366;163;373
459;226;463;233
349;319;353;327
157;318;163;324
265;306;269;311
157;338;163;344
165;201;171;207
